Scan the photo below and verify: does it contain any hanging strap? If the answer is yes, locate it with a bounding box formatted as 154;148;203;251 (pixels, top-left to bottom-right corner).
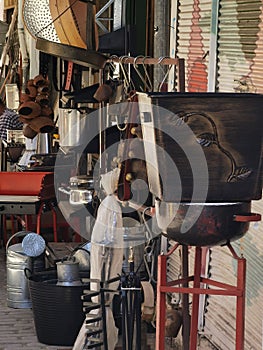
63;61;74;91
117;92;139;201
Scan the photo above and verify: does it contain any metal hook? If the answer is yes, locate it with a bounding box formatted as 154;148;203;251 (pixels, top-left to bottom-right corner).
158;56;173;92
123;56;136;91
118;55;132;93
107;55;119;79
142;56;153;91
133;55;152;91
108;54;119;62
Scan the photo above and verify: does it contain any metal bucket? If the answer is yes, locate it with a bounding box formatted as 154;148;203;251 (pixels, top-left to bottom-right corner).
58;108;90;148
56;260;82;286
36;133;51;154
6;231;45;308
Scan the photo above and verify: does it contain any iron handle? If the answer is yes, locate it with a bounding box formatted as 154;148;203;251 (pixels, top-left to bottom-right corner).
233;213;261;222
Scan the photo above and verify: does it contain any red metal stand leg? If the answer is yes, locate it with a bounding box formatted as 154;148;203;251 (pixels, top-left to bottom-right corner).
182;245;190;350
3;214;7;246
189;247;202;350
236;257;246;350
36;201;58;242
74;232;82;242
24;214;33;231
50;204;58;242
155;242;246;350
156;254;167;350
72;216;82;242
36;202;45;234
10;215;16;235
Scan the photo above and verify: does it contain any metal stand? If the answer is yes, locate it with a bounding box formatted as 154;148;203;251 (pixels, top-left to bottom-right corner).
82;284;109;349
156;243;246;350
2;199;58;245
27;200;58;242
121;248;142;350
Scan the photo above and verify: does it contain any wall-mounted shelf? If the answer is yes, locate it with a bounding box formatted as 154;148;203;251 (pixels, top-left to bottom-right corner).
36;38;108;70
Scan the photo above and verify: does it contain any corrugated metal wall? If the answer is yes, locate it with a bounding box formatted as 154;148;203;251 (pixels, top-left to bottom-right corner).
175;0;263;93
177;0;211;91
168;1;263;349
248;2;263;93
202;246;237;349
167;243;196;309
217;0;262;92
206;1;263;347
204;198;263;350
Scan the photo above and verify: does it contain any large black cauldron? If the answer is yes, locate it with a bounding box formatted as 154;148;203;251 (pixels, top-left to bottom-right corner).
137;92;263;246
156;201;261;246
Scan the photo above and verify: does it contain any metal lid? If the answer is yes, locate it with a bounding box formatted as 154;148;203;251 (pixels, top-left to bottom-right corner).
22;233;46;257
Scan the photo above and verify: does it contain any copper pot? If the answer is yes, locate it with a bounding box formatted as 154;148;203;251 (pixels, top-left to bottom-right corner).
93;84;113;102
18;101;41;119
23;124;38;139
41;106;54;118
29;116;55;133
37;81;50;94
20;93;32;103
19;115;34;124
33;74;46;87
26;79;34;87
25;85;37;98
35;93;49;106
165;308;183;338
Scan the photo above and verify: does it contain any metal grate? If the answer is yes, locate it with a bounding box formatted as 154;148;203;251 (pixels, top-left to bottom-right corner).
22;0;59;42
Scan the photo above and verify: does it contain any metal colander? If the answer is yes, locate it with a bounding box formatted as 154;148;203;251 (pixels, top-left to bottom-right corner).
22;0;60;42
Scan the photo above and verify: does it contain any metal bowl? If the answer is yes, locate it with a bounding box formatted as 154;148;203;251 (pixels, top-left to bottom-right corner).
156;201;261;246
